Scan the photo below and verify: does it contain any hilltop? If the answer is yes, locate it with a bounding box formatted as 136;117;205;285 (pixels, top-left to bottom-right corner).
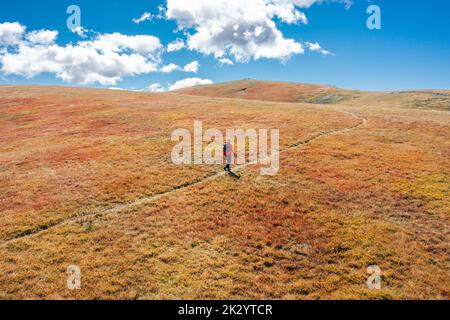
175;80;351;104
176;80;450;111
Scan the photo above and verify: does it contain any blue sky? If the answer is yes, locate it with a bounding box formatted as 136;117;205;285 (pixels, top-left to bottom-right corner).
0;0;449;91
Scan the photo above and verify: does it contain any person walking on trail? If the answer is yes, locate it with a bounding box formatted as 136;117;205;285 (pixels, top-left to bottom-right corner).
223;139;235;173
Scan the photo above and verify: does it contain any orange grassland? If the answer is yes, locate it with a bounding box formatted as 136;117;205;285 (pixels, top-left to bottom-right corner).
0;81;448;299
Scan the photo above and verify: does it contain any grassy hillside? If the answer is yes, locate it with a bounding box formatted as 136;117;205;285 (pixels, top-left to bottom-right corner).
0;82;448;299
176;79;353;104
177;79;450;111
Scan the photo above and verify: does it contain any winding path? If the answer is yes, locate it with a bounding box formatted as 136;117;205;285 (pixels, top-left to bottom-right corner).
1;109;367;246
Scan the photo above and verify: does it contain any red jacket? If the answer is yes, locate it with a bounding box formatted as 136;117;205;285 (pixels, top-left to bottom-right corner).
224;143;234;156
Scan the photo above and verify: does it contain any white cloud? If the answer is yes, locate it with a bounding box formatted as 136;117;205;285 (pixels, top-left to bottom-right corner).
148;83;167;92
147;77;214;92
160;63;180;73
167;38;185;52
71;26;89;38
305;41;334;55
1;44;160;85
108;87;126;90
267;2;308;24
169;77;213;91
342;0;353;10
85;33;162;54
166;0;306;63
132;12;152;24
0;22;25;46
158;60;199;73
0;22;163;86
26;30;58;45
109;87;145;92
288;0;352;9
288;0;320;8
218;57;234;65
165;0;350;63
183;60;199;73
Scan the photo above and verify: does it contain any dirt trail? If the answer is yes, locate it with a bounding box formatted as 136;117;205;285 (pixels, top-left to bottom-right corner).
0;109;367;246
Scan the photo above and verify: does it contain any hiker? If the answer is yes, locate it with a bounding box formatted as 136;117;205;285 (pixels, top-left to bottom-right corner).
223;139;234;172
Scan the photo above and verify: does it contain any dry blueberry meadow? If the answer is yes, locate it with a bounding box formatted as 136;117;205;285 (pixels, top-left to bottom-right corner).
0;80;448;299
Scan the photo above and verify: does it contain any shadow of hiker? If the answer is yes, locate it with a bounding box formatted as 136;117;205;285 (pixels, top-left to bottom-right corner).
228;171;241;180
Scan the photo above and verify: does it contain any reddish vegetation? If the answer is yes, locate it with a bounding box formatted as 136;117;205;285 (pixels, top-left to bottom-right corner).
176;80;345;103
0;82;448;299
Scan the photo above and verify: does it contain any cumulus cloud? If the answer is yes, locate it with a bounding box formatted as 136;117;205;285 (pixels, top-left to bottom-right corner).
341;0;353;10
26;30;58;45
183;60;199;73
169;77;213;91
266;2;308;24
218;57;234;65
0;22;163;86
288;0;352;9
70;26;90;38
305;41;334;55
148;83;167;92
132;12;152;24
0;22;26;46
108;87;126;90
1;44;160;85
85;33;162;54
167;38;185;52
165;0;351;63
159;60;199;73
160;63;180;73
166;0;306;63
147;78;212;92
